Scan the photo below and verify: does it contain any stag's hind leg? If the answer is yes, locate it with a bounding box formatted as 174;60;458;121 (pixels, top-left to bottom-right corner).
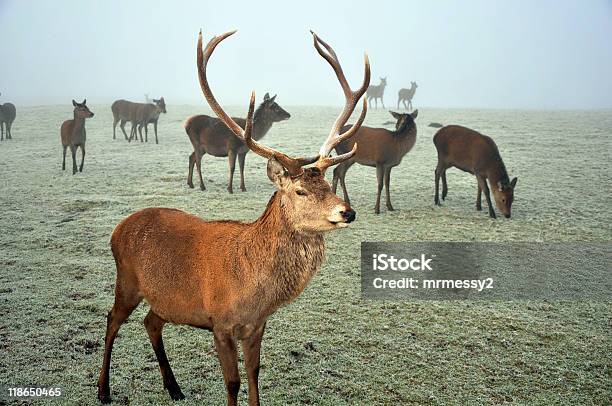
144;311;185;401
62;145;67;170
441;170;448;200
112;117;119;139
332;160;354;205
187;152;196;189
238;152;247;192
79;144;86;173
476;183;482;211
375;164;384;214
227;149;237;194
119;120;129;141
97;281;142;404
70;145;78;175
195;150;206;191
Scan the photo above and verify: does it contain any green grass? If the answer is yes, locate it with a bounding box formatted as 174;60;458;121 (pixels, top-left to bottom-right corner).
0;105;610;405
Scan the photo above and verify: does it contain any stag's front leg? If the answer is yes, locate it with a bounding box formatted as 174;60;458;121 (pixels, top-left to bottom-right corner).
384;167;394;211
375;164;384;214
62;146;67;170
441;170;448;200
214;331;240;406
242;324;265;406
476;175;496;219
154;121;158;144
227;149;237;194
79;144;86;172
70;145;78;175
144;123;148;143
238;152;247;192
476;184;482;211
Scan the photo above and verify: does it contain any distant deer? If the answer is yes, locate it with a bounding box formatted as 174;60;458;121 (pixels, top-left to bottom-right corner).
111;98;166;143
61;100;94;174
129;98;167;144
0;93;16;141
366;76;387;108
185;92;290;193
96;29;370;405
433;125;518;218
332;110;418;214
397;81;418;110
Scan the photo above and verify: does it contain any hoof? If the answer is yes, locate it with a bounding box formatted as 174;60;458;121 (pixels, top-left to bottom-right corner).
374;208;380;214
169;390;186;401
387;206;395;211
476;205;482;211
227;188;234;194
199;185;206;191
240;187;247;192
98;393;112;404
187;182;194;189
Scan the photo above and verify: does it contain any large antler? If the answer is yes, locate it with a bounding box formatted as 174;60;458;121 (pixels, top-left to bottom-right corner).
197;30;318;177
310;31;370;172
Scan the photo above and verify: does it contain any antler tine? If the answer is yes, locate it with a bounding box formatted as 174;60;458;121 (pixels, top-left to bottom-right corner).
198;30;318;177
311;31;371;159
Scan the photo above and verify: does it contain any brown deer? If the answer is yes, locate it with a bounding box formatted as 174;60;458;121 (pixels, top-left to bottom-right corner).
0;93;16;141
185;92;290;193
332;110;418;214
96;29;370;405
397;81;417;110
111;98;166;142
366;76;387;108
129;97;167;144
433;125;518;218
61;100;94;174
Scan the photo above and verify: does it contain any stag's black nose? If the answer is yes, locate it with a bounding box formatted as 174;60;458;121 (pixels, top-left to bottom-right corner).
341;209;356;223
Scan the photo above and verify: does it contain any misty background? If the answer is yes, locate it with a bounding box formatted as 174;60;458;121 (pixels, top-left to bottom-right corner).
1;0;611;109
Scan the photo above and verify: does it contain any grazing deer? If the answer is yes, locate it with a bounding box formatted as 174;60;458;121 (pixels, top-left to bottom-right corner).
96;29;369;405
366;76;387;108
397;81;418;110
332;110;418;214
111;98;166;142
61;100;94;174
129;97;167;144
0;93;16;141
433;125;518;218
185;93;290;193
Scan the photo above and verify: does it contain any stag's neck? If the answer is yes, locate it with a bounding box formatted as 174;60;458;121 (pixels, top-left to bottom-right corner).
239;192;325;308
485;155;510;185
72;114;86;134
251;109;276;141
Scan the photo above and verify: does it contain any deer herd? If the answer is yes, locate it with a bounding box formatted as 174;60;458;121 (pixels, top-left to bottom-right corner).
0;28;519;405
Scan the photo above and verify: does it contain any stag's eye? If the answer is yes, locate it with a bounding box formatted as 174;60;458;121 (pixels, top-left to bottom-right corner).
296;189;308;197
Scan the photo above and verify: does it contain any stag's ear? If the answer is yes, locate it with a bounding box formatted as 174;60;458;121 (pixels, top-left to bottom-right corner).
264;93;270;101
72;100;77;107
411;109;419;119
270;94;277;103
389;111;401;120
152;99;159;103
510;177;518;188
82;99;86;105
267;158;290;189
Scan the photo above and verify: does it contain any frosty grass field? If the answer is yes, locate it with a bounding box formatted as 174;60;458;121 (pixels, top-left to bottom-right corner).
0;104;610;405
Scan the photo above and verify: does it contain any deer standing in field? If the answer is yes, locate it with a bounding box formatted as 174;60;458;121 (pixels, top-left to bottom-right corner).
129;97;167;144
0;93;17;141
332;110;418;214
111;98;166;143
96;29;369;405
61;100;94;174
366;76;387;108
397;81;417;110
433;125;518;218
185;92;290;193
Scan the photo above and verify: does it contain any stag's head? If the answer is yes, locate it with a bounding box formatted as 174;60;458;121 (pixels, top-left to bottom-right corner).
72;99;94;119
259;93;290;123
380;77;387;86
197;29;370;232
493;177;518;218
153;97;167;114
389;110;418;131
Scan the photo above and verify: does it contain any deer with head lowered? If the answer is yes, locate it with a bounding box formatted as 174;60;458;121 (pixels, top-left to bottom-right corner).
111;98;166;143
96;29;370;405
61;99;94;174
0;93;17;141
398;81;417;110
366;76;387;108
185;91;290;193
332;109;418;214
434;125;518;218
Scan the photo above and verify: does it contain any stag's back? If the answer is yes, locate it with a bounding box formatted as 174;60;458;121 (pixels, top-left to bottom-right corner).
0;103;16;122
434;125;502;172
111;100;139;121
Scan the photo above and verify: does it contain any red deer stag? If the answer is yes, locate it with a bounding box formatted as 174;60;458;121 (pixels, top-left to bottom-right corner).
60;100;94;174
332;109;418;214
433;125;518;218
96;29;370;405
366;76;387;108
111;98;166;143
129;97;167;144
0;93;17;141
185;92;290;193
397;81;417;110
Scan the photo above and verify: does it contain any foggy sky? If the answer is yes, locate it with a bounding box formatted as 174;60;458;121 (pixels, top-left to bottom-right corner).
1;0;611;109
